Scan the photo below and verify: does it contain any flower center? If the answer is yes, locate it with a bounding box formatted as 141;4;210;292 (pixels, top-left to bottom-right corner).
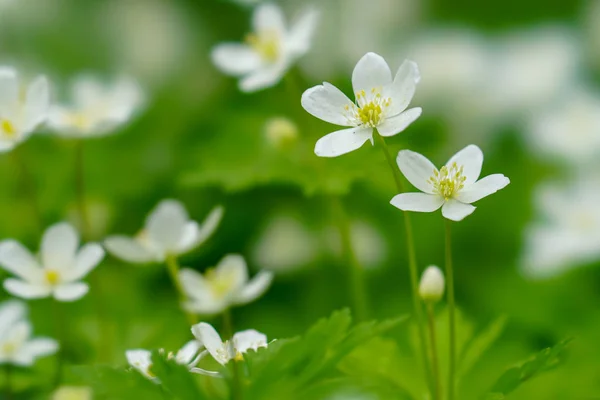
205;268;235;298
1;119;16;138
1;342;16;355
246;31;280;63
45;269;61;285
428;162;466;200
345;88;392;127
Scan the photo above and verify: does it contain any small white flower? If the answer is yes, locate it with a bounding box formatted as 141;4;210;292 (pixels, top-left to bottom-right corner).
301;52;422;157
126;340;203;380
48;75;143;138
104;200;223;264
180;254;273;315
0;300;58;366
212;3;319;92
126;349;154;379
191;322;267;370
418;266;445;303
0;223;104;302
0;67;50;152
391;145;510;221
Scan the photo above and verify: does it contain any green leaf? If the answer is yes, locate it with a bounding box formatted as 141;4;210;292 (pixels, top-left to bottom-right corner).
484;338;573;398
71;365;165;400
459;315;508;377
150;350;206;400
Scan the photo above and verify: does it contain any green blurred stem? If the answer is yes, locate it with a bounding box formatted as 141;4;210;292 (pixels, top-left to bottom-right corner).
165;254;197;327
373;130;433;392
74;140;91;236
445;220;456;400
52;300;66;387
4;365;12;400
331;196;369;322
11;146;43;233
222;309;243;400
426;303;441;400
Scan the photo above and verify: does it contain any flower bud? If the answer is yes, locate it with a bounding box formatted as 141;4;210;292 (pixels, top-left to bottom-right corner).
264;117;299;150
419;266;445;303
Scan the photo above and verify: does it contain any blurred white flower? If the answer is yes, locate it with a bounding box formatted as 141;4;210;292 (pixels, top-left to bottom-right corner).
326;220;387;269
104;200;223;264
252;215;317;272
525;87;600;165
0;223;104;301
0;300;58;366
212;2;319;92
391;145;510;221
0;67;49;152
180;254;273;315
191;322;267;372
52;386;93;400
264;117;299;150
418;266;445;303
48;75;143;138
301;52;421;157
521;179;600;279
126;340;203;380
126;349;154;379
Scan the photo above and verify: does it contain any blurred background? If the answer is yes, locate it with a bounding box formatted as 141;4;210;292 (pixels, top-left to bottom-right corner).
0;0;599;398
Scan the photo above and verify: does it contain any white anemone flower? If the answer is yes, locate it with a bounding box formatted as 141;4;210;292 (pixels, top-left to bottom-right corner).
0;223;105;301
180;254;273;315
0;300;58;366
391;145;510;221
212;3;319;92
104;200;223;264
191;322;268;373
126;349;154;379
126;340;203;380
301;52;422;157
48;75;143;138
0;67;50;152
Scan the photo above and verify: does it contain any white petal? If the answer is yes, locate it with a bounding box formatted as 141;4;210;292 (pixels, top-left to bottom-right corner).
177;206;224;254
184;298;228;316
352;52;392;95
239;64;287;92
63;243;104;282
390;193;444;212
190;367;221;377
314;126;372;158
0;300;26;338
191;323;228;365
175;340;202;366
445;145;483;185
441;200;476;221
180;268;212;301
104;236;156;264
0;240;42;281
455;174;510;204
232;329;268;354
211;44;262;76
301;83;354;126
126;349;153;377
233;271;273;305
216;254;249;290
146;200;189;253
4;279;51;299
377;108;422;137
53;282;89;302
396;150;438;194
41;223;79;272
0;67;18;110
23;75;50;133
385;60;420;116
253;2;286;35
286;7;319;56
18;338;58;361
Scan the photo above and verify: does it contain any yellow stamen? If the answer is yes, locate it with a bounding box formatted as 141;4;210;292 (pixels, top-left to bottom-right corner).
246;31;280;62
1;119;16;138
45;270;60;285
205;268;236;298
428;162;467;200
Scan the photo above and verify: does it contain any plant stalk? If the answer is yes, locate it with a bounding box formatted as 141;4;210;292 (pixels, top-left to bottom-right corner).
165;254;197;326
445;219;456;400
223;309;243;400
426;302;441;400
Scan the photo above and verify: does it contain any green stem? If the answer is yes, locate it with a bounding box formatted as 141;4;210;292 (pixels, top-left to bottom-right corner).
374;130;433;392
52;300;66;387
426;303;441;400
165;254;197;327
330;196;369;322
74;140;91;236
445;220;456;400
4;364;12;400
222;309;243;400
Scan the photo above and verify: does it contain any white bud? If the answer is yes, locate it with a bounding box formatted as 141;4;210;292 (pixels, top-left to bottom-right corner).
264;117;299;150
419;266;445;303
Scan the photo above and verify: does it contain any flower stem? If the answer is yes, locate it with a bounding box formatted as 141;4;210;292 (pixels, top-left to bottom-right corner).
52;300;66;387
11;146;43;234
165;254;197;327
426;303;441;400
223;309;243;400
330;196;369;322
444;219;456;400
373;130;433;392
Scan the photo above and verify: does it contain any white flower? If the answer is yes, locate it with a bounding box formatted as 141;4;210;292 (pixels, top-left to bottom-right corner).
301;52;422;157
391;145;510;221
191;322;267;369
0;223;104;301
48;75;143;138
180;254;273;315
212;3;319;92
52;386;93;400
104;200;223;264
418;266;445;303
126;340;203;380
0;67;50;152
0;300;58;366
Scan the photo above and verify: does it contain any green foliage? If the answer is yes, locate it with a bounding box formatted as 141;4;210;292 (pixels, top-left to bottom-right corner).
459;315;508;377
484;338;573;399
72;365;164;400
